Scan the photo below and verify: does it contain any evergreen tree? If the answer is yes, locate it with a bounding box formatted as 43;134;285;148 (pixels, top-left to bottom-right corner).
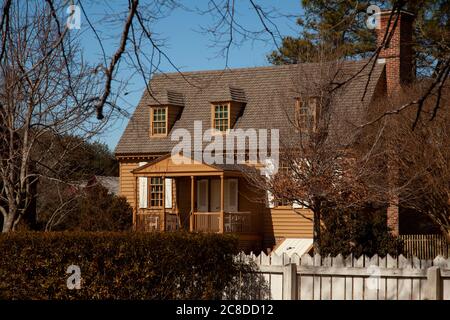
268;0;449;76
268;1;378;64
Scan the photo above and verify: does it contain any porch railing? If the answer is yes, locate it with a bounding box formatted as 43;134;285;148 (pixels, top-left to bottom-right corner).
225;211;254;233
136;209;178;232
193;212;220;233
136;213;160;232
192;211;255;233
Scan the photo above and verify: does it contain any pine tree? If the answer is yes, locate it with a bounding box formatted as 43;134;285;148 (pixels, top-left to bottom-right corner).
268;0;449;76
268;1;378;64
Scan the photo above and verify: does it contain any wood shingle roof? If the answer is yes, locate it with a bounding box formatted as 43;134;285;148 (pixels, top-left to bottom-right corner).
115;60;385;155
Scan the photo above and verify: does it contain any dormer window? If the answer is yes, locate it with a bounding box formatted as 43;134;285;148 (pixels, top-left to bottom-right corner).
149;91;184;138
295;97;319;132
212;103;230;132
210;87;246;134
151;107;167;136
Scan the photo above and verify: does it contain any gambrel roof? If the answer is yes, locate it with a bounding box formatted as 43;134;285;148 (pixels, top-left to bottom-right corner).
115;60;385;155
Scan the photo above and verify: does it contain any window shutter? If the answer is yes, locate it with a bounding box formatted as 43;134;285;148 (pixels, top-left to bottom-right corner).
138;162;148;208
165;178;172;208
263;159;275;208
197;179;209;212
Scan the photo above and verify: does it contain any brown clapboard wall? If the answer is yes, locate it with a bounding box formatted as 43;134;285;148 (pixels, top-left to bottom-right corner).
264;207;313;248
119;160;140;209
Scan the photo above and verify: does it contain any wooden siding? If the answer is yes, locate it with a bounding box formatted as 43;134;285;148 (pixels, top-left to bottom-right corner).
264;207;313;248
237;177;265;232
167;105;183;132
119;160;141;208
230;101;245;128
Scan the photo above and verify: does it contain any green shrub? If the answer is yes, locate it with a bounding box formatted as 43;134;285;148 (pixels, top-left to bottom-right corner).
320;204;404;257
0;232;241;300
38;184;132;232
70;185;133;231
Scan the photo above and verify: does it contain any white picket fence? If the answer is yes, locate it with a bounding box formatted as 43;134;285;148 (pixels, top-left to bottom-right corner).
240;252;450;300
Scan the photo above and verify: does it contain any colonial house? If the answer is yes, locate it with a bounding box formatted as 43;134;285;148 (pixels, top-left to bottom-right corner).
115;10;422;252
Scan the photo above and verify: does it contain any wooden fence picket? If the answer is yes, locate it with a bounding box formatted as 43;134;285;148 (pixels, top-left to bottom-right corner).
378;256;387;300
299;254;314;300
250;250;449;301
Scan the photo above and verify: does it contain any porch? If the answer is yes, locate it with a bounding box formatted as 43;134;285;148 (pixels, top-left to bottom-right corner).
135;209;257;234
131;154;263;242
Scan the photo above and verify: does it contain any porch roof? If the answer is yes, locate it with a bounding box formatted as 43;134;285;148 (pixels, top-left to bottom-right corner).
131;154;251;177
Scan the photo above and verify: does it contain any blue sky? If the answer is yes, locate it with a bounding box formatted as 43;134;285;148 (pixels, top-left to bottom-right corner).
77;1;303;151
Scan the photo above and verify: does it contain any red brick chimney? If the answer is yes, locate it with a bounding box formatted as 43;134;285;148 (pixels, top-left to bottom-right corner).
376;10;415;236
376;9;415;95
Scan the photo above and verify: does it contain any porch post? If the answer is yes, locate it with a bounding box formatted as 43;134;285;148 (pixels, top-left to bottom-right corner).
190;176;194;232
162;176;165;232
220;174;224;233
133;176;138;230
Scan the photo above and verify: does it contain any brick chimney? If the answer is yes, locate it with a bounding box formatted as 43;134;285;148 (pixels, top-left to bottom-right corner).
376;9;415;95
376;10;415;236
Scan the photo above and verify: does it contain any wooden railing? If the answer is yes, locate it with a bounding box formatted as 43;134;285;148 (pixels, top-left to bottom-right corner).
192;211;256;233
136;210;256;233
136;209;178;232
225;211;255;233
136;213;161;232
193;212;220;233
400;234;449;259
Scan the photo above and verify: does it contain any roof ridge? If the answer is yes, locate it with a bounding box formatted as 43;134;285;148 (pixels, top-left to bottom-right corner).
151;64;296;78
151;58;373;79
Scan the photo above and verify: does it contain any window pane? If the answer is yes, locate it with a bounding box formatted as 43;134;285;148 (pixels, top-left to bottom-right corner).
214;104;229;132
296;98;317;131
152;108;167;135
150;177;163;207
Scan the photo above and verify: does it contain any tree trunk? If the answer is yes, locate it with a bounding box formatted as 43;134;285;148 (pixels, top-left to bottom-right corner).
313;209;321;255
2;214;14;233
443;228;450;245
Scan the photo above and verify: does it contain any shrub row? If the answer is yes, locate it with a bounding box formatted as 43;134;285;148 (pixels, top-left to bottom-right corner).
0;231;242;300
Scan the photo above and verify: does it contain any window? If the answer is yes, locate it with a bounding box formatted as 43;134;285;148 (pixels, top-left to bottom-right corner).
151;107;167;135
296;98;318;132
150;177;163;207
274;161;291;207
213;104;229;132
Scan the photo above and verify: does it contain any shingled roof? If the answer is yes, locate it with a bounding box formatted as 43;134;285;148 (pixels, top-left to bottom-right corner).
149;90;185;107
115;60;385;155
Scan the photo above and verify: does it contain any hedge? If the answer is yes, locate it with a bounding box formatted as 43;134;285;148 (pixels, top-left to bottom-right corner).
0;231;243;300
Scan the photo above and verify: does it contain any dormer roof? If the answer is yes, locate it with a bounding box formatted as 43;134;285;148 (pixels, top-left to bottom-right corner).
149;90;184;107
210;86;247;103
